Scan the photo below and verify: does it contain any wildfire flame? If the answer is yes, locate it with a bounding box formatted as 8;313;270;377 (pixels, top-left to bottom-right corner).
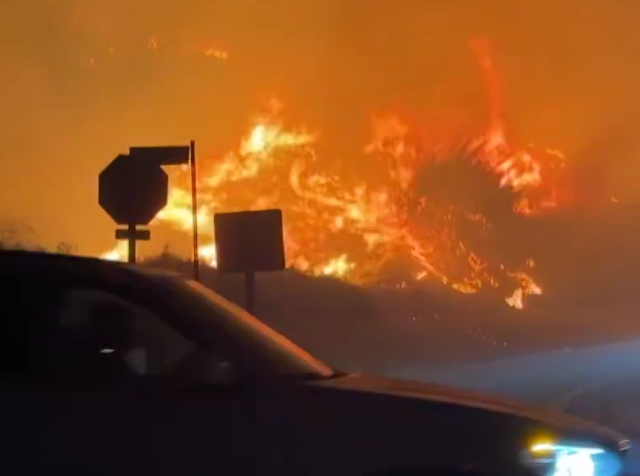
101;39;567;310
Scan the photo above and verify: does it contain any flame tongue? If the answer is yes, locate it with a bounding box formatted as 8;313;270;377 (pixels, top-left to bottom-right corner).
101;40;567;310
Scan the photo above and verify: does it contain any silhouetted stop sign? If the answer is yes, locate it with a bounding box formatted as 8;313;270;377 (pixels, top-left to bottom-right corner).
98;154;169;226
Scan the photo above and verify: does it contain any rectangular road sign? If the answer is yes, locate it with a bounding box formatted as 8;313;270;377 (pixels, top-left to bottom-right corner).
214;209;285;273
129;146;190;165
115;228;151;241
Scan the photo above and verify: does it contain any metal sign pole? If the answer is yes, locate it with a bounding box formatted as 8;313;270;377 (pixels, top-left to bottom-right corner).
244;271;255;313
127;224;137;263
115;226;150;263
190;140;200;281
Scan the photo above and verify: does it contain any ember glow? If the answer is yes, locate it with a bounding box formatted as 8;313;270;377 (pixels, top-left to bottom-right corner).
85;35;229;68
102;39;570;310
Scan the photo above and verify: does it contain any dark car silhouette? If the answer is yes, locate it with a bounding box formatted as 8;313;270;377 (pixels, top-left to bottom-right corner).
0;250;630;476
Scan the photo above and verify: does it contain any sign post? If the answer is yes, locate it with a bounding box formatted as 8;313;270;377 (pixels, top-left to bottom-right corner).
189;140;200;281
115;226;152;263
244;271;255;313
99;145;191;264
130;144;199;279
214;209;285;313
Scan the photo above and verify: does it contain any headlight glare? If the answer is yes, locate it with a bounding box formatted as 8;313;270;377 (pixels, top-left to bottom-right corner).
521;441;623;476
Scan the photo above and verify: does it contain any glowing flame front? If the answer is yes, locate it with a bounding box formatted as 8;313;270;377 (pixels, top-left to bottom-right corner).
101;39;566;310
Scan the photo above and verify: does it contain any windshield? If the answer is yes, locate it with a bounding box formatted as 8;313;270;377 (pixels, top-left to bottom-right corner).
157;274;334;379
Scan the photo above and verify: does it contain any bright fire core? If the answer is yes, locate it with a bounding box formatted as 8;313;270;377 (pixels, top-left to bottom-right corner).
103;39;574;310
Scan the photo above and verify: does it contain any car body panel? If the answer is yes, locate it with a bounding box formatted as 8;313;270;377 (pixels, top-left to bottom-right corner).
316;373;625;447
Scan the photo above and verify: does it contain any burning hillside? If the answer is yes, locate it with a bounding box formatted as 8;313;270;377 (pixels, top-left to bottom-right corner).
103;38;586;310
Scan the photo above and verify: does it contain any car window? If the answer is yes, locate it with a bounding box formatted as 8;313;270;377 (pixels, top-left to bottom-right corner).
58;289;195;377
52;287;239;386
0;279;238;387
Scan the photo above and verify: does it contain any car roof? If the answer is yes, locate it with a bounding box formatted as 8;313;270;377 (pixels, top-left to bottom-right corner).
0;249;183;280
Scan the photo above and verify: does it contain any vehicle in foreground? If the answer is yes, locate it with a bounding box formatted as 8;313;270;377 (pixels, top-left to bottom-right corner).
0;250;630;476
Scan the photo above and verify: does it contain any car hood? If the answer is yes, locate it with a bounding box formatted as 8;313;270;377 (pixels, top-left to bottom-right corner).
313;373;626;447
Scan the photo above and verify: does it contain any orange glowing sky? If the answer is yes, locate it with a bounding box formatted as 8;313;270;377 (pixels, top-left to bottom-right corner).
1;0;640;260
